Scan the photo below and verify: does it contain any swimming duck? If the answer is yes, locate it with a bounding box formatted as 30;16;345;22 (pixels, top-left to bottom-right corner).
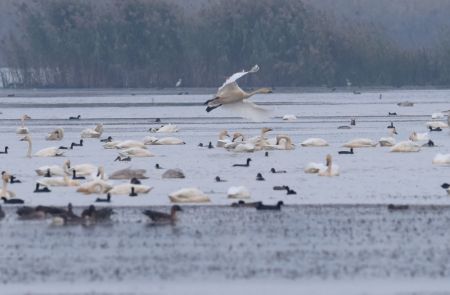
143;205;182;224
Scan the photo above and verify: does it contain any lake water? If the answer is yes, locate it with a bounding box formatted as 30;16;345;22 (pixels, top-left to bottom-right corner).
0;88;449;294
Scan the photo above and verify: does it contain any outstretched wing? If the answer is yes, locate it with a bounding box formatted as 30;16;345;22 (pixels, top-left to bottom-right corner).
222;99;270;122
218;65;259;92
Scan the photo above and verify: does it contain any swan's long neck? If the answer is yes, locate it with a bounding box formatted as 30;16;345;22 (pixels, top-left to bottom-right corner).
20;118;25;128
218;131;228;140
326;158;332;174
26;140;32;158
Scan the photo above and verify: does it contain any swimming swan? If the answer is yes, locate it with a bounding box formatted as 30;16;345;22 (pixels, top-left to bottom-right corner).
119;147;154;157
304;162;327;174
216;130;231;147
108;183;152;195
20;135;65;157
115;140;146;149
265;135;295;150
143;136;185;145
227;186;251;199
409;131;429;142
109;168;148;179
71;163;97;176
169;187;210;203
426;121;448;129
204;65;272;122
301;138;329;147
46;127;64;141
76;180;113;194
343;138;377;148
16;114;31;134
0;172;15;199
36;160;71;176
390;141;421;152
150;124;179;133
282;114;297;121
432;153;450;165
81;123;103;138
37;175;80;187
318;154;340;177
379;128;398;147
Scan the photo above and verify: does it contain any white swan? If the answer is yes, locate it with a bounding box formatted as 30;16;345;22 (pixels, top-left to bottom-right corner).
81;123;103;138
109;168;148;180
432;153;450;165
233;142;256;153
216;130;231;147
35;160;71;176
143;136;185;145
76;179;112;195
169;187;210;203
20;135;65;157
318;154;340;177
426;121;448;129
0;172;15;199
108;183;152;195
265;135;295;150
227;186;251;199
224;132;246;149
119;147;154;157
282;114;297;121
204;65;272;122
150;124;179;133
390;141;420;152
379;128;398;147
301;138;329;147
343;138;377;148
16;114;31;134
432;112;445;119
247;127;273;145
37;175;80;187
409;131;429;142
115;140;146;149
103;141;121;149
46;127;64;141
304;162;327;174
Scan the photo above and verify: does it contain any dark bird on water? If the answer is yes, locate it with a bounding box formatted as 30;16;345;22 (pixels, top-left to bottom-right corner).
233;158;251;167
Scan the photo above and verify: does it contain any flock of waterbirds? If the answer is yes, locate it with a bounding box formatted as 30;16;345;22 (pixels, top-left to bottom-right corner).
1;65;450;226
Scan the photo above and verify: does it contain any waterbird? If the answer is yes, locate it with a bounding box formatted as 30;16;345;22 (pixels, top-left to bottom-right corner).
318;154;340;177
270;168;286;174
35;205;67;216
337;125;351;129
96;193;111;203
429;126;442;132
338;148;354;154
143;205;182;224
231;200;262;208
1;172;15;198
16;206;46;219
273;185;288;191
81;123;103;138
204;65;272;121
441;183;450;195
265;151;269;157
208;142;214;149
129;187;138;197
387;122;395;129
301;138;329;147
9;175;21;184
155;163;162;169
285;186;297;195
233;158;251;167
2;197;24;204
0;205;4;219
168;188;210;203
20;135;65;157
422;140;435;147
34;183;51;193
16;114;31;134
350;119;356;126
100;136;113;143
0;146;8;154
162;169;185;179
69;115;81;120
175;78;182;87
71;139;83;148
256;173;265;181
114;156;131;162
388;112;397;116
387;204;409;211
215;176;226;182
81;205;114;222
155;118;161;123
256;201;284;210
72;170;86;180
46;128;64;141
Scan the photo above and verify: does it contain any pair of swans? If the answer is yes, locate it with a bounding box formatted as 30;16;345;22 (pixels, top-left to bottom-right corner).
81;123;103;138
205;65;272;122
16;114;31;134
20;135;65;157
304;154;340;176
46;128;64;141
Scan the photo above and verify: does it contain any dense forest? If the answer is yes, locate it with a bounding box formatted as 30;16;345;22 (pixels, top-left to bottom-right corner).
1;0;450;88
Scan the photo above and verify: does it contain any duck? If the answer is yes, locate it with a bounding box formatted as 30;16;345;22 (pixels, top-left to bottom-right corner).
109;168;148;179
155;164;163;169
379;128;398;147
9;175;21;184
20;135;65;157
390;141;421;152
100;136;113;143
256;173;265;181
215;176;226;182
81;205;114;222
233;158;251;167
432;153;450;165
227;186;251;199
256;201;284;210
338;148;354;154
70;139;83;148
284;186;297;195
270;168;287;173
0;146;8;154
115;140;146;149
37;175;80;187
273;185;289;190
168;188;210;203
150;124;179;133
69;115;81;120
119;147;154;157
343;138;377;148
318;154;340;177
16;206;46;220
231;200;263;208
16;114;31;134
108;182;152;196
397;101;414;107
35;160;71;176
300;138;329;147
114;156;132;162
387;122;395;129
46;127;64;141
143;205;182;224
387;204;409;211
409;131;429;142
0;172;15;199
162;169;185;179
388;112;397;116
33;183;51;193
429;126;442;132
282;114;297;121
426;121;448;129
95;193;111;203
216;130;231;147
143;136;185;145
81;123;103;138
441;183;450;195
1;197;24;204
422;140;435;147
204;65;271;122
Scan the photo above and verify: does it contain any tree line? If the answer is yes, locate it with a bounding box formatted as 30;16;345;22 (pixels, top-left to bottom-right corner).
2;0;450;88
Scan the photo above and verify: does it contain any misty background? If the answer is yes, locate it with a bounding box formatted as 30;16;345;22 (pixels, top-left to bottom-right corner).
1;0;450;88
